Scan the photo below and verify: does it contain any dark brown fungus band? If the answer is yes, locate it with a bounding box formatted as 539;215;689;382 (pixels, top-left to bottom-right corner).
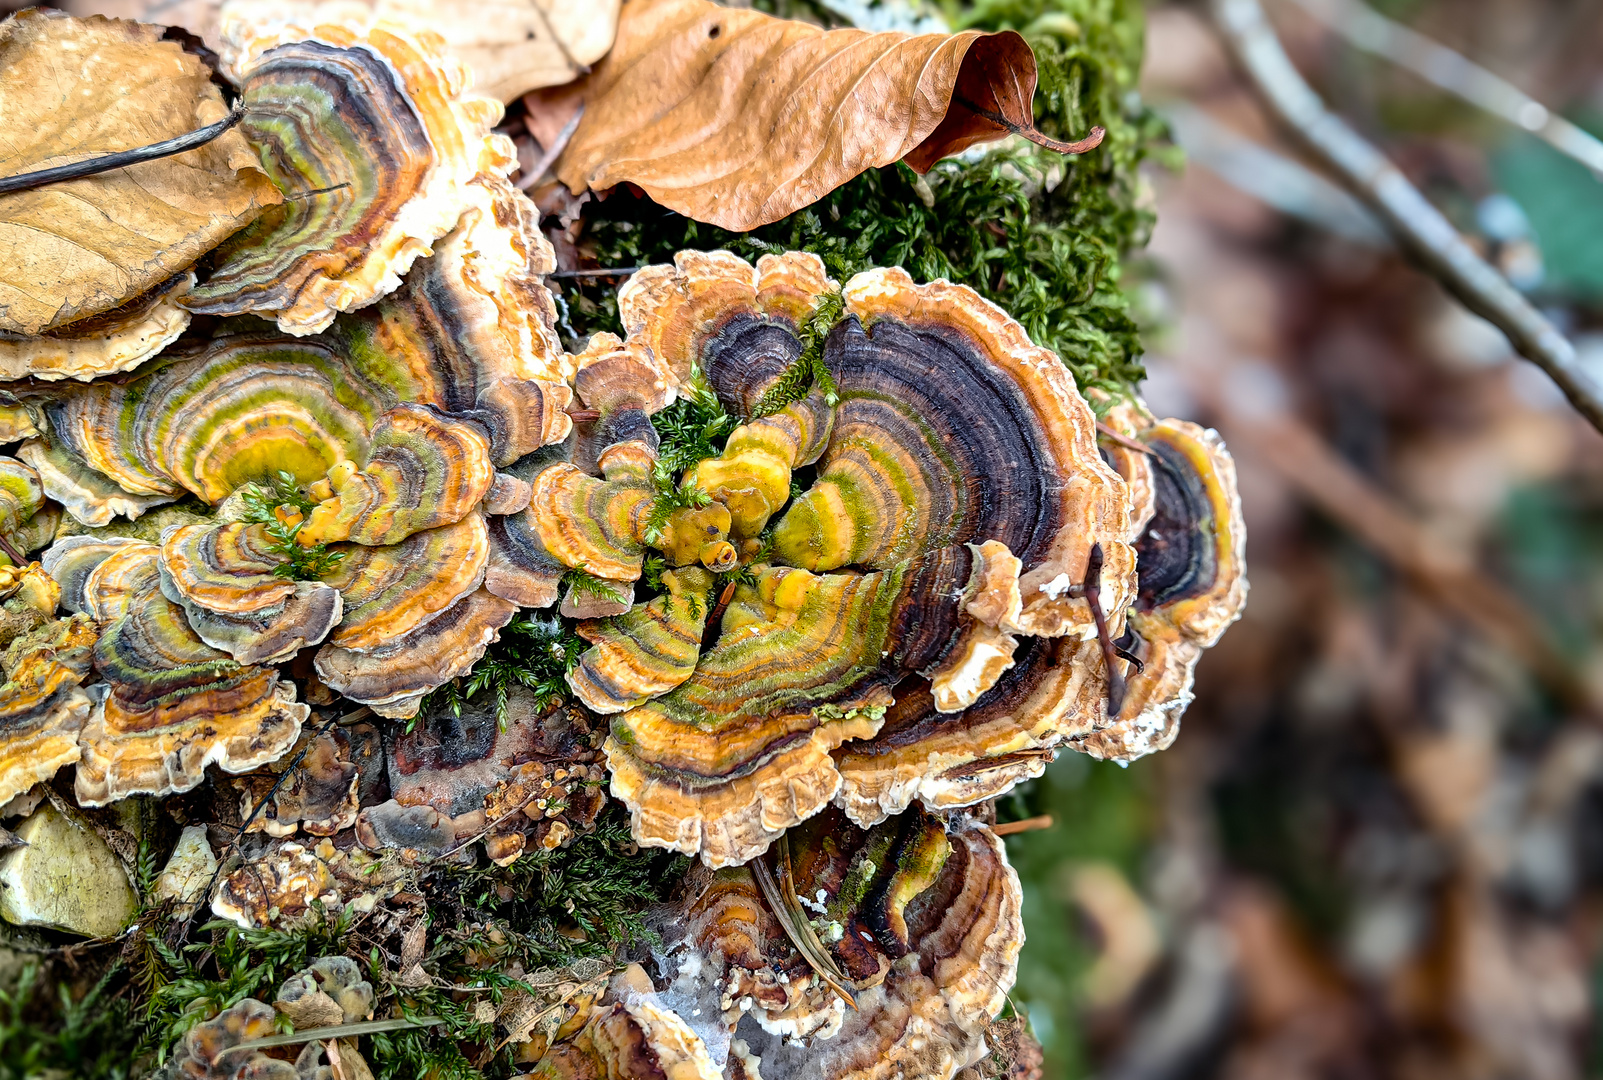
606;545;994;867
1074;415;1247;762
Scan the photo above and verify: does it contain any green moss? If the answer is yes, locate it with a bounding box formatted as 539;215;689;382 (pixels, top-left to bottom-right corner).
0;960;144;1080
239;469;347;581
420;614;585;727
559;0;1163;396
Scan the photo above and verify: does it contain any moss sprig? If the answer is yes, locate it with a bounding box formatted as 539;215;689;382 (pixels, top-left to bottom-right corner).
640;465;712;548
238;470;346;582
750;287;845;418
652;377;734;476
420;614;584;728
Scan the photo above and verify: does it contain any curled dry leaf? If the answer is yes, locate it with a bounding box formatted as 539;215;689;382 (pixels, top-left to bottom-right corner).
543;0;1103;230
0;10;280;335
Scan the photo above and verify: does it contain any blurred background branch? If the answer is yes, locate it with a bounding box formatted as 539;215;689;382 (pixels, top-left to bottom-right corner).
1210;0;1603;433
1289;0;1603;176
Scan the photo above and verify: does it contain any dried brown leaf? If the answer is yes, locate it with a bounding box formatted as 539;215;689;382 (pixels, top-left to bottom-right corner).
544;0;1103;230
0;10;279;336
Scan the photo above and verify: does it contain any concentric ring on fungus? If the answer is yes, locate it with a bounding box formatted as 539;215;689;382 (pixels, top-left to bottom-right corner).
594;250;1148;866
75;543;308;805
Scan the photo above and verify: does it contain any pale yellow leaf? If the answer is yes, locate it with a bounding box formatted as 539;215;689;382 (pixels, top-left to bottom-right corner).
0;10;280;335
90;0;623;102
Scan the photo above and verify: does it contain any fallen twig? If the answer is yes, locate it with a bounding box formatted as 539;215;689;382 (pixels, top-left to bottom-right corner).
547;267;643;279
993;815;1055;836
1211;0;1603;434
518;103;584;191
0;101;246;196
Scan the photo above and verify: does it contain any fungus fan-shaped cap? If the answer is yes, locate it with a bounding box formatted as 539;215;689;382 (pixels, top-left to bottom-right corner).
160;521;296;615
0;273;193;384
742;813;1021;1080
606;546;990;867
41;335;386;505
0;407;37;444
298;404;494;546
162;998;283;1079
0;457;44;540
241;727;360;838
772;267;1136;642
617;250;834;401
0;615;97;806
42;535;145;615
211;842;338;929
323;512;489;652
315;587;515;718
834;634;1109;827
75;544;307;805
17;439;172;529
169;579;344;667
353;171;573;464
79;542;164;621
1074;416;1248;763
190;19;507;335
156;520;343;665
525;461;652;583
687;388;834;541
530;999;723;1080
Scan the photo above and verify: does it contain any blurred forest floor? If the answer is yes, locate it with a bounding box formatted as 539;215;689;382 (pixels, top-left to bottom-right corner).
1002;1;1603;1077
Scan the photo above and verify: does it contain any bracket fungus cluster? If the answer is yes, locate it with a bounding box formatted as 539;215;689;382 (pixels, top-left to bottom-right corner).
523;805;1022;1080
0;8;1244;1073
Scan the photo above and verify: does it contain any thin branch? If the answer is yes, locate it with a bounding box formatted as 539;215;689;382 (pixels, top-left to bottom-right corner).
1290;0;1603;176
993;815;1055;836
1211;0;1603;434
517;103;585;191
1193;377;1594;715
0;101;246;196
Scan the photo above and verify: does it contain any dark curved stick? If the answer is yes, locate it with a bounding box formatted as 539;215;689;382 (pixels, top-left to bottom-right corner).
0;101;246;197
1078;542;1128;716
